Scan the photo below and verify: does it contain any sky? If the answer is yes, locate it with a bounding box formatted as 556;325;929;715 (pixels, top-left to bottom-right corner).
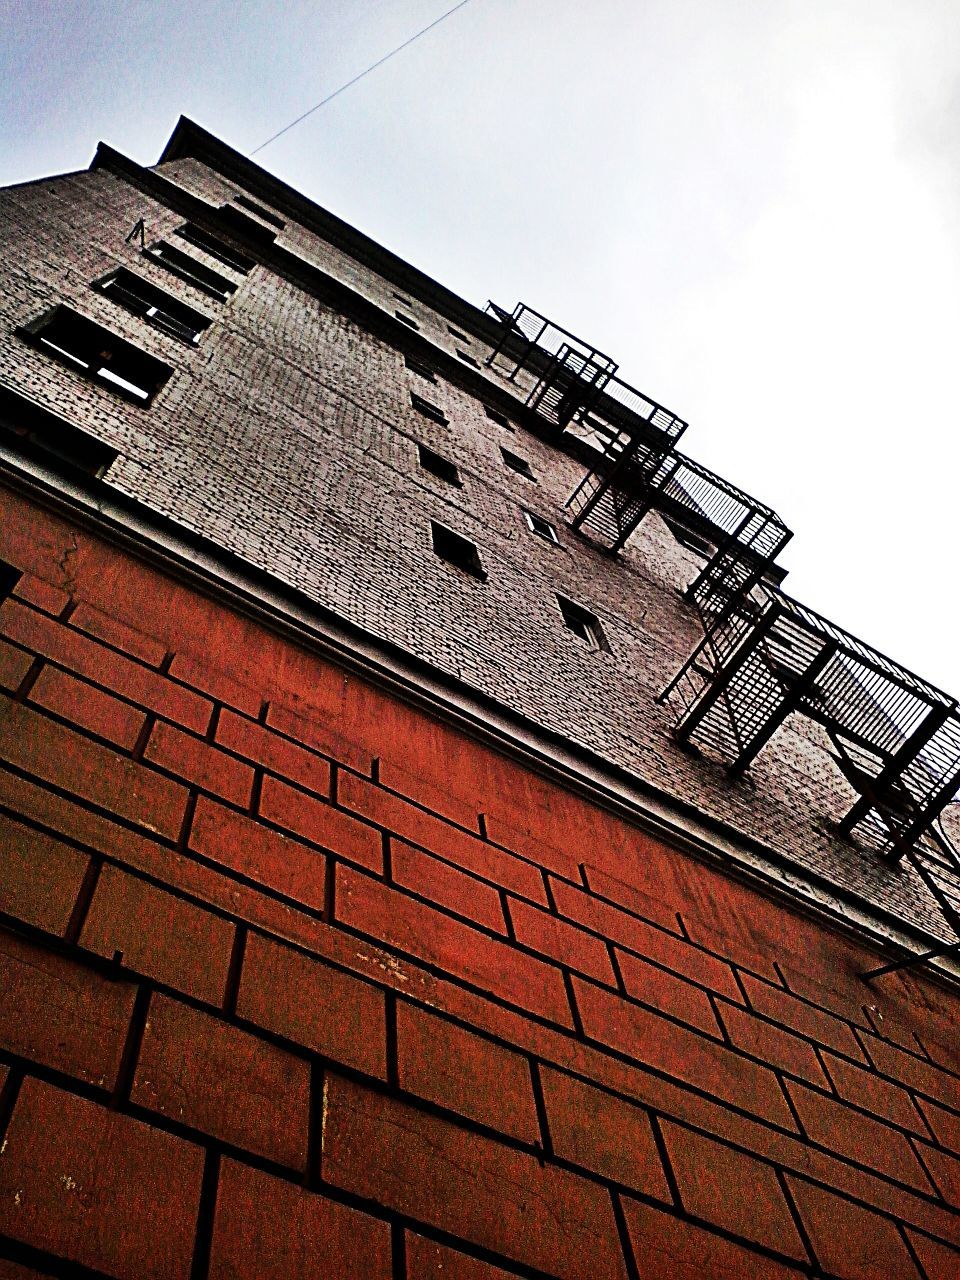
3;0;959;691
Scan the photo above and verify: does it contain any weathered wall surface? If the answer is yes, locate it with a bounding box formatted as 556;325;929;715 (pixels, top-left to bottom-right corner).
0;491;957;1279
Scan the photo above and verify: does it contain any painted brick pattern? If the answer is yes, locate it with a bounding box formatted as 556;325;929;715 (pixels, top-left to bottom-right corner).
0;498;957;1278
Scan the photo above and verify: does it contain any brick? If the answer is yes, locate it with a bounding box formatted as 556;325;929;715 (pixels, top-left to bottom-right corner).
209;1157;392;1280
918;1097;960;1154
0;636;32;692
0;929;136;1088
822;1050;928;1136
510;897;616;984
217;706;331;791
132;993;310;1168
169;652;262;716
80;864;235;1003
69;602;167;665
406;1233;517;1280
11;572;68;615
907;1230;960;1280
741;972;868;1062
337;864;573;1027
266;697;373;775
786;1177;922;1280
0;811;88;933
392;839;507;933
238;931;387;1077
583;861;684;933
339;772;547;905
259;773;381;872
785;1080;934;1193
661;1121;808;1261
144;718;253;806
396;1001;539;1143
0;1261;50;1278
539;1066;670;1200
862;1033;960;1113
617;949;721;1036
551;879;742;1002
919;1142;960;1207
0;1077;203;1279
29;663;146;749
621;1198;801;1279
0;698;188;840
574;977;797;1130
716;999;830;1088
0;599;213;732
190;794;327;912
321;1074;629;1280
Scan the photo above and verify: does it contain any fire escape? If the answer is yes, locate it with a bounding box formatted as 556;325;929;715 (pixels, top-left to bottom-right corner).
484;300;960;974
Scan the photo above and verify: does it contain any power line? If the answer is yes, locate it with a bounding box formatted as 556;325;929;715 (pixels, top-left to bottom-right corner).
250;0;474;157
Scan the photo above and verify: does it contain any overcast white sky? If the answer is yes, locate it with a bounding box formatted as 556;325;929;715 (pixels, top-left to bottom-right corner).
3;0;959;690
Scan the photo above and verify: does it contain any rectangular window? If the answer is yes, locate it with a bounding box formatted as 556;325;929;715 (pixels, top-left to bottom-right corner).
21;307;172;405
218;203;278;246
484;404;513;430
431;521;485;580
456;349;480;368
393;291;413;306
411;393;448;425
448;326;471;344
0;559;21;603
524;510;559;543
144;241;237;302
233;194;285;229
418;444;460;486
174;223;255;274
405;355;437;383
500;446;534;479
395;311;420;331
557;594;607;650
97;269;211;345
0;386;117;477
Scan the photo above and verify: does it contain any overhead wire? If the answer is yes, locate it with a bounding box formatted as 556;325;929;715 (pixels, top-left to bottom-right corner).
249;0;474;157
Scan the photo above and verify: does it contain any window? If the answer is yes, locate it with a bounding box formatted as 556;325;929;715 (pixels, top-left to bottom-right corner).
484;404;512;430
232;194;285;229
411;393;448;425
405;355;437;383
0;386;117;477
456;349;480;368
431;522;485;579
174;223;255;274
395;311;420;331
144;242;237;302
21;307;172;405
448;326;471;344
524;510;558;543
557;595;607;650
0;559;21;603
418;445;460;486
96;269;211;345
500;446;534;479
218;204;278;246
393;291;413;306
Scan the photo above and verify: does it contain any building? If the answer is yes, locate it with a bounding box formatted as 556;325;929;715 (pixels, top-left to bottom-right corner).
0;116;958;1278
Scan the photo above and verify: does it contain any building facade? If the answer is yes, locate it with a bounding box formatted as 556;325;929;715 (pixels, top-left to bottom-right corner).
0;118;958;1278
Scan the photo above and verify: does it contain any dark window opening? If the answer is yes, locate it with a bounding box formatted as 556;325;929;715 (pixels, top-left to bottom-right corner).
20;307;172;405
232;194;285;229
395;311;420;331
664;519;714;558
525;510;559;543
218;204;278;246
393;291;413;306
0;387;118;477
431;522;485;579
96;269;211;345
411;393;448;425
405;355;437;383
557;594;607;650
484;404;512;430
418;445;460;486
144;242;237;301
500;446;534;479
0;559;20;603
456;349;480;368
448;326;471;344
174;223;255;274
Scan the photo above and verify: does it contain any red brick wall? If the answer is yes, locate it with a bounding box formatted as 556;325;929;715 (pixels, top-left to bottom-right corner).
0;484;958;1280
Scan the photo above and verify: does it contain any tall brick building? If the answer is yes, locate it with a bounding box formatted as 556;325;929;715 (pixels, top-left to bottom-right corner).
0;117;958;1279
